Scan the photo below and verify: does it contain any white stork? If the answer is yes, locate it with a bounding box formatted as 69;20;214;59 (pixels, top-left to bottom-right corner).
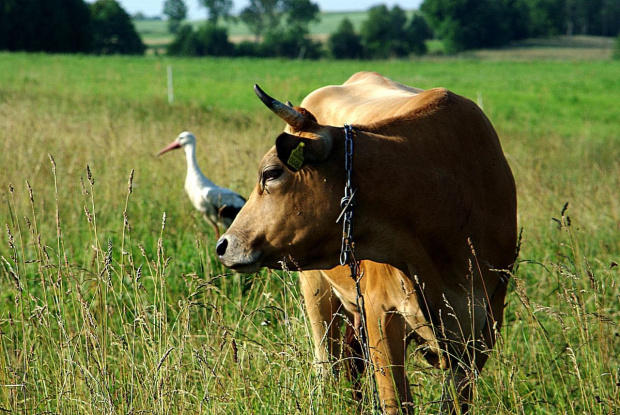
157;131;245;237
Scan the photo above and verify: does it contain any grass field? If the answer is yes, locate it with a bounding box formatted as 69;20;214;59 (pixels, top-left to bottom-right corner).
0;52;619;414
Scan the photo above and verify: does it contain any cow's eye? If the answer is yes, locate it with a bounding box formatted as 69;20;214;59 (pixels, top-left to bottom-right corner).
264;166;283;180
261;166;284;190
263;167;283;182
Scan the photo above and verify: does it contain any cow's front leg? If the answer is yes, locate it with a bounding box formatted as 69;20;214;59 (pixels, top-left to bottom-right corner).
365;299;412;414
300;271;343;377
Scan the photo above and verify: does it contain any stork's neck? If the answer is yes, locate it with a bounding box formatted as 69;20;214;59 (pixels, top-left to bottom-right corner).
184;144;215;187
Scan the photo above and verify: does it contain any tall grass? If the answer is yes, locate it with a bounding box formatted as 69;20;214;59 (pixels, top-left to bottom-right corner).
0;53;618;413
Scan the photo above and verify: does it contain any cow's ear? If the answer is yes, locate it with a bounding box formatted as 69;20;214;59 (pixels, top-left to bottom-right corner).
276;133;332;172
285;107;318;133
294;107;317;123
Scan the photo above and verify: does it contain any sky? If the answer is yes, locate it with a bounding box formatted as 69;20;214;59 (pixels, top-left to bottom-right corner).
109;0;423;20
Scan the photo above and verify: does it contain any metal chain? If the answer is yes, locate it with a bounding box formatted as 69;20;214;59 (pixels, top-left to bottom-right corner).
336;124;381;411
338;124;356;268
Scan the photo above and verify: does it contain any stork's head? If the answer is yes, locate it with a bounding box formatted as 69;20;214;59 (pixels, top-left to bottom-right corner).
157;131;196;156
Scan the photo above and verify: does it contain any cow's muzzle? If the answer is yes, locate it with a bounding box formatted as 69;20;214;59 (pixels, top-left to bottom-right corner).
216;234;262;273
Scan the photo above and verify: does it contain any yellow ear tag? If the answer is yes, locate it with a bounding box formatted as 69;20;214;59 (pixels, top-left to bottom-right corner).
287;142;305;171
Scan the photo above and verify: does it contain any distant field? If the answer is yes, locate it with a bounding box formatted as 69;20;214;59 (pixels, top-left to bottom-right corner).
0;53;618;414
135;10;411;47
468;35;615;60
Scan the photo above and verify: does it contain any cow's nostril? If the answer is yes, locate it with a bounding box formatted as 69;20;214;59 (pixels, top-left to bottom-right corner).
216;237;228;256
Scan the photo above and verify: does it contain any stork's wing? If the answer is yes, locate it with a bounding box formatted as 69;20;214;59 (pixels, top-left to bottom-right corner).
201;186;246;222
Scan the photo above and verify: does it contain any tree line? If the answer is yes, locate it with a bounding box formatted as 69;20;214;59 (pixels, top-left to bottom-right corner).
1;0;619;57
0;0;145;54
166;0;620;58
422;0;620;53
165;0;431;58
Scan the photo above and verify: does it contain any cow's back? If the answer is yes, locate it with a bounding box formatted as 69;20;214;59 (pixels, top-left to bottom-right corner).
300;71;427;125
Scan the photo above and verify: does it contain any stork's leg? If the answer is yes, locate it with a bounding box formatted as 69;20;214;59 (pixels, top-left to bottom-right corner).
203;214;221;239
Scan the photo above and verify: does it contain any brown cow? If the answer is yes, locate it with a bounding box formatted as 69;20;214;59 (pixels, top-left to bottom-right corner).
217;72;517;413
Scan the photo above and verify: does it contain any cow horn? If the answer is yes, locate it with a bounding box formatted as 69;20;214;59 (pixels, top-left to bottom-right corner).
254;84;308;131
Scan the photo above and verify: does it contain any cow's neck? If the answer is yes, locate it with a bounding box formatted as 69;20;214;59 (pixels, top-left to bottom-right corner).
337;127;462;331
333;127;417;274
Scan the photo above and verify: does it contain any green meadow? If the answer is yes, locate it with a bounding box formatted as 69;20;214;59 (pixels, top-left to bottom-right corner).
0;52;618;414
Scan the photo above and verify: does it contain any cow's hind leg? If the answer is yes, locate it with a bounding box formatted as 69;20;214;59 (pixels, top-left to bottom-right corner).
440;277;509;414
440;369;471;414
438;325;492;414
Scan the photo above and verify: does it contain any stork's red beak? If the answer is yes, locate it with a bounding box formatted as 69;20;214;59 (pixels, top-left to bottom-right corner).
156;140;182;156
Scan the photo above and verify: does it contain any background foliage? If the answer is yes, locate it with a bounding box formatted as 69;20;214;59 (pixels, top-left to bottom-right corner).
0;0;92;53
421;0;620;52
90;0;146;55
163;0;189;34
2;0;619;57
0;0;145;54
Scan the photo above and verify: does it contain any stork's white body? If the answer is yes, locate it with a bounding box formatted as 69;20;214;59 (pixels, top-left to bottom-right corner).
158;131;245;233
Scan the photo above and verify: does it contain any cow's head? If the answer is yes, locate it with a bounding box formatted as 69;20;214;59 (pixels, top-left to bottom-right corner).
216;85;346;273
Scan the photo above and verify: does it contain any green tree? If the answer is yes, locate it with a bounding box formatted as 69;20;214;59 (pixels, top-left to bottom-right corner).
239;0;320;58
561;0;620;36
261;26;322;59
523;0;566;36
235;40;264;56
404;14;431;56
500;0;530;41
90;0;146;55
167;24;197;55
167;23;234;56
163;0;188;34
421;0;619;46
0;0;91;53
360;5;417;58
240;0;285;41
282;0;320;27
199;0;234;24
194;23;234;56
421;0;516;53
328;18;363;59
